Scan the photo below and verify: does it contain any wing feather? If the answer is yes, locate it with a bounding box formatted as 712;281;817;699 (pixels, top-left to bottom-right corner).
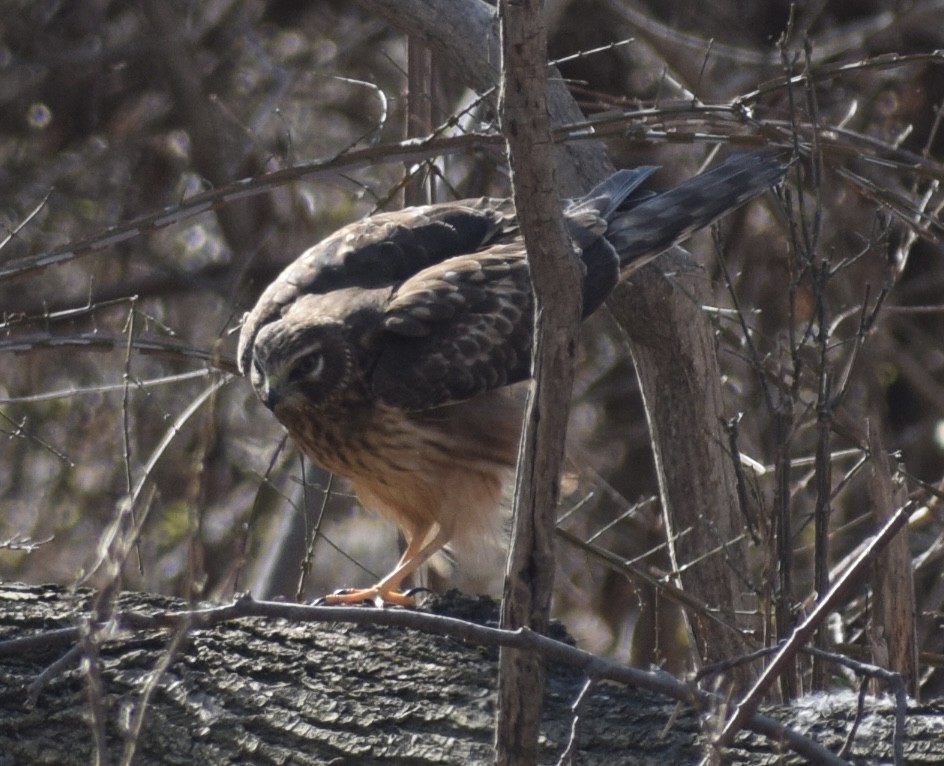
371;246;533;411
237;200;511;376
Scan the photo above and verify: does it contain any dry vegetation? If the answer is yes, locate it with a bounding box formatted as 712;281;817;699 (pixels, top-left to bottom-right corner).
2;0;944;728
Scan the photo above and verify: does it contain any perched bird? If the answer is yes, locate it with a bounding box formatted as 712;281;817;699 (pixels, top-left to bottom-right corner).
237;152;787;605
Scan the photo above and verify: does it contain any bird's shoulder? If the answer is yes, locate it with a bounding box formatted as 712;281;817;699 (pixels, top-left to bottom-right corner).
370;244;534;410
282;198;515;296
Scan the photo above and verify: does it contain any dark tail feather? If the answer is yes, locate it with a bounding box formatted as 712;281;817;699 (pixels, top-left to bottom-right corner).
607;152;789;270
576;166;660;218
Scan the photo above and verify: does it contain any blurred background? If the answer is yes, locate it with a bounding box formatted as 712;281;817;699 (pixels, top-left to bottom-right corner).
2;0;943;694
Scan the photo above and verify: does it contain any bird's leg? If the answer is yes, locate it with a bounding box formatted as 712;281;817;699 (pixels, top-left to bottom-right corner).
322;524;450;606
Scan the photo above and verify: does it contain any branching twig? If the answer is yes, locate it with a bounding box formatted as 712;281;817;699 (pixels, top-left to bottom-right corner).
716;501;916;751
0;335;238;375
556;677;597;766
805;645;908;766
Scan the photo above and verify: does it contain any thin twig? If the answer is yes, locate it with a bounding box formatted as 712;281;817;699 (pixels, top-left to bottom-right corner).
805;645;908;766
716;501;916;751
555;677;597;766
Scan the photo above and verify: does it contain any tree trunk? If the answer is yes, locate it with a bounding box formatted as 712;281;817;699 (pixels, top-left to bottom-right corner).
609;251;758;691
0;583;939;765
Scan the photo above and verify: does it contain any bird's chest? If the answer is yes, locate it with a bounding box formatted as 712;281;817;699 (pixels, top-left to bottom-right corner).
276;393;422;482
275;391;522;541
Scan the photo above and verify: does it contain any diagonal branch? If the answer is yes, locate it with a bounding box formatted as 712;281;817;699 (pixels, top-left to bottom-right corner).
716;500;916;751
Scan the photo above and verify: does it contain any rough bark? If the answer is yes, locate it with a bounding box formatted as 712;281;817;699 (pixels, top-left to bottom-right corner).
868;420;919;696
1;583;941;765
495;0;584;762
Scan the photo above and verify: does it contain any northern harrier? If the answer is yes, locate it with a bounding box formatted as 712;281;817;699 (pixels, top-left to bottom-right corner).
237;152;787;605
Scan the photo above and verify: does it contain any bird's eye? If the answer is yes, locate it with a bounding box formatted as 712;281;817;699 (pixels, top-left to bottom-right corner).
290;352;324;383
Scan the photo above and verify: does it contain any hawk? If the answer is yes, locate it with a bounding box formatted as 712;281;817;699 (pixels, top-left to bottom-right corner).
237;152;787;605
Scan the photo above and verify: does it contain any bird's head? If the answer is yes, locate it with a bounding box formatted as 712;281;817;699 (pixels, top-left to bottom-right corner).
241;316;353;415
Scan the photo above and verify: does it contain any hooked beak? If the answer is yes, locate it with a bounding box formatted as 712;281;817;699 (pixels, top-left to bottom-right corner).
253;365;282;410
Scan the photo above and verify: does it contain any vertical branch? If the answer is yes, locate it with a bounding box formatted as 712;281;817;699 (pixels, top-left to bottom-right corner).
772;403;796;700
867;420;919;696
404;38;434;207
804;35;831;692
495;1;583;763
773;39;806;701
808;204;832;691
811;365;832;690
